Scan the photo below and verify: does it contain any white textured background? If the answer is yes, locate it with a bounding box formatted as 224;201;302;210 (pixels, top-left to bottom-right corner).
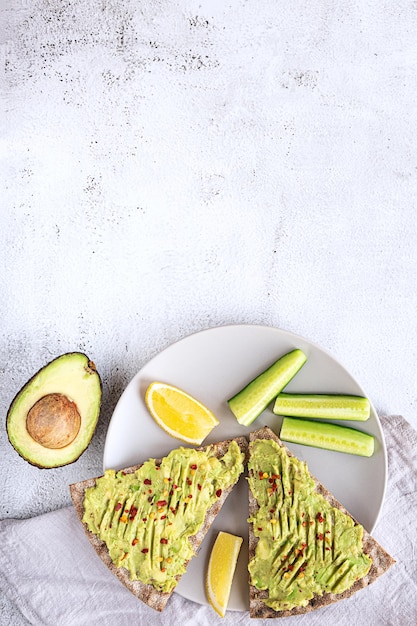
1;0;417;623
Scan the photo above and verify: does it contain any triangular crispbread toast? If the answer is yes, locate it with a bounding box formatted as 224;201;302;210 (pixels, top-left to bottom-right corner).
70;435;248;612
248;427;395;618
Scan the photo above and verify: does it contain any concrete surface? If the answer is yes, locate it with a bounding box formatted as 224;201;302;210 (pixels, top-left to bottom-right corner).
1;0;417;623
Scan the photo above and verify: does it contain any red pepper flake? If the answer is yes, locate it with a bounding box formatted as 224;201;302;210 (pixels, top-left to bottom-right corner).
216;489;222;498
197;484;202;491
288;564;294;571
148;496;153;503
302;521;308;527
325;547;330;551
157;500;168;507
132;538;138;546
258;471;264;478
160;515;167;520
141;548;149;554
155;466;160;470
317;533;324;541
270;509;275;514
161;567;166;573
160;538;168;544
316;513;325;523
124;509;129;513
173;484;178;490
142;518;147;522
121;471;126;476
288;490;292;495
115;503;122;511
190;464;197;470
258;527;263;531
169;489;174;496
144;478;152;485
188;494;192;499
129;507;138;520
186;478;192;486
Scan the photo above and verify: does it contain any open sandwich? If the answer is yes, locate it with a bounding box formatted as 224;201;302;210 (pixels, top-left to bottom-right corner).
70;435;248;612
247;427;395;618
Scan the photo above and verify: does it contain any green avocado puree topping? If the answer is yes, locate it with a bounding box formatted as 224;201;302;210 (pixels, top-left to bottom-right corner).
83;441;244;593
248;439;372;611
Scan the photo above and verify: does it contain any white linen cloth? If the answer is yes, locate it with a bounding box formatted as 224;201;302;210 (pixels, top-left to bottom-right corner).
0;415;416;626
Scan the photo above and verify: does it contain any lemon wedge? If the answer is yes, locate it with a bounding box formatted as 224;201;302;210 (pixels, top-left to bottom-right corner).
206;531;243;617
145;382;219;445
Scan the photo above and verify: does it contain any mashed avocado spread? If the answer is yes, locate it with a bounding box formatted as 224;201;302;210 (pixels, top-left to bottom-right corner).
248;439;372;611
83;441;244;593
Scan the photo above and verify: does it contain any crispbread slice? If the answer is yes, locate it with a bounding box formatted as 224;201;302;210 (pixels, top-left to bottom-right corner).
70;435;248;612
248;427;395;618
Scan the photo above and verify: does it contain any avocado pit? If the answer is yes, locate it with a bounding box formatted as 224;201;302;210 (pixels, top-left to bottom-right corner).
26;393;81;449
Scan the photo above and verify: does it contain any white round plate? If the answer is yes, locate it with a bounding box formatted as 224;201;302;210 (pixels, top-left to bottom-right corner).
103;324;387;612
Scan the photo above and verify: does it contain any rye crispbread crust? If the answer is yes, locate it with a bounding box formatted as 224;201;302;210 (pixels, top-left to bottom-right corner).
248;427;395;619
70;435;248;612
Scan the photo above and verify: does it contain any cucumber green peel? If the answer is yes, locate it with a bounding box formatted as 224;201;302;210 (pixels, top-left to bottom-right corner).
273;393;370;421
227;349;307;426
280;417;375;457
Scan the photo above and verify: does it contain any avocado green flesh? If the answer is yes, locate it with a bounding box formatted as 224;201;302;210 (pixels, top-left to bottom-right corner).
248;439;372;611
83;441;244;593
228;349;307;426
6;352;101;468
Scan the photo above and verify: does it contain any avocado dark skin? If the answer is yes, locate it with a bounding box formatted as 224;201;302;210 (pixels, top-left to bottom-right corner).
6;352;102;468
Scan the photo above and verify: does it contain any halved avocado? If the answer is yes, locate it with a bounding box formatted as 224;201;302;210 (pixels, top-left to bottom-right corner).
6;352;102;468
